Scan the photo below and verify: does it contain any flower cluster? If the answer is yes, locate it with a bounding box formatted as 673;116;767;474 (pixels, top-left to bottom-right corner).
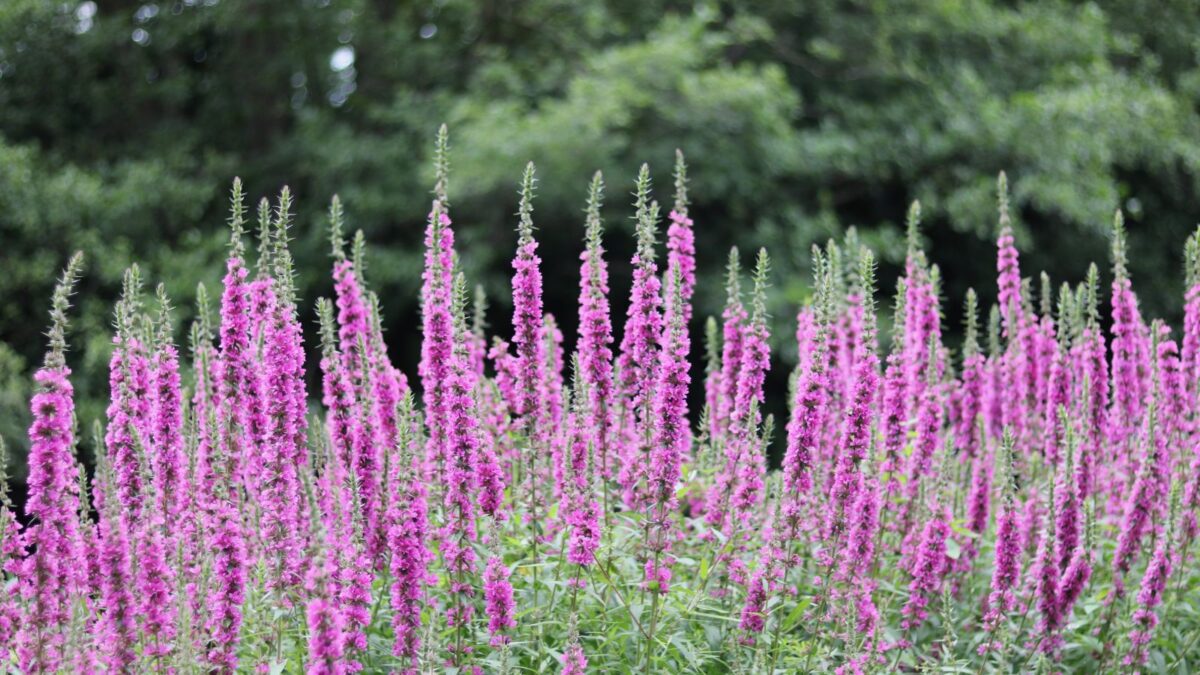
5;154;1200;674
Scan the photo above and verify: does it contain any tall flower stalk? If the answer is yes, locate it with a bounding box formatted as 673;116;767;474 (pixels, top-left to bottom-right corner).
666;149;696;325
642;264;691;665
577;171;615;502
16;252;85;673
387;394;430;673
617;166;664;510
510;163;549;524
983;431;1021;643
202;179;253;674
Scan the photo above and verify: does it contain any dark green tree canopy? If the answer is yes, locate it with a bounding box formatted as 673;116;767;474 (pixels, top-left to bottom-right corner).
2;0;1198;474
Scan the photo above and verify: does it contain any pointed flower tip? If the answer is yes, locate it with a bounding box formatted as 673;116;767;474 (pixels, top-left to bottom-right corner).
517;163;537;242
997;172;1012;230
435;125;451;166
255;196;273;253
228;177;247;248
673;149;688;212
275;186;294;235
56;253;85;311
1187;226;1200;288
753;248;771;283
585;174;605;250
905;201;923;251
434;126;451;204
521;161;537;197
155;281;171;314
65;250;85;281
126;261;141;282
725;247;742;289
1112;209;1128;274
586;171;604;202
329;195;347;260
586;169;604;202
316;297;337;357
859;256;879;337
859;248;877;286
45;251;86;366
963;286;979;336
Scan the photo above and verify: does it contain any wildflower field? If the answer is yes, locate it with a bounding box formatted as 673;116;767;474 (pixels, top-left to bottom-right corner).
4;129;1200;674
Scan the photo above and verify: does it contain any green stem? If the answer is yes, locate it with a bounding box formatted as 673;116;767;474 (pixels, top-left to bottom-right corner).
1013;635;1045;674
1170;623;1200;669
543;544;569;631
369;563;391;634
653;531;724;641
1095;589;1130;672
766;559;792;674
594;555;651;641
645;583;660;673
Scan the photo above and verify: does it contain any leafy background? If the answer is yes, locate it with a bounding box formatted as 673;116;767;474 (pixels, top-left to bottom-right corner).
2;0;1199;491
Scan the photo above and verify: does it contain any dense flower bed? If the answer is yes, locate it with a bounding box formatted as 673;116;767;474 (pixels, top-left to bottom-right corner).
4;131;1200;673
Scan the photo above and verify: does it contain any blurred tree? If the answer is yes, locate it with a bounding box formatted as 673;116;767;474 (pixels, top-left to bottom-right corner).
1;0;1198;477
